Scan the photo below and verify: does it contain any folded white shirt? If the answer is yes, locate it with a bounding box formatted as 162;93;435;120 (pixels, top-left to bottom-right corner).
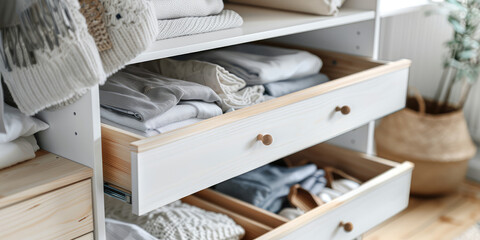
0;135;40;170
106;218;158;240
0;104;49;143
102;118;203;137
151;0;224;20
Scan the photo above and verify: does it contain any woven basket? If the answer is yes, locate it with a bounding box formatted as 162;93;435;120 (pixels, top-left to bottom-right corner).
375;90;477;195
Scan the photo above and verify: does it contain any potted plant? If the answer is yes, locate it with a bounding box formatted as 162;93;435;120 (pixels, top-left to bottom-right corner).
375;0;478;196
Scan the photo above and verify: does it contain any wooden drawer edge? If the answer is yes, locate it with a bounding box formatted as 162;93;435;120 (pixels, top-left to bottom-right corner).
129;58;411;153
0;179;94;240
0;153;93;209
256;161;413;239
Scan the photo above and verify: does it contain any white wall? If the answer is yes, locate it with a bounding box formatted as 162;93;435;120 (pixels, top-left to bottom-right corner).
379;10;480;143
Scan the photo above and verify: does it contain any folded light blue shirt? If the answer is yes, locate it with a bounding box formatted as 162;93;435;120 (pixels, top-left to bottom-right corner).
264;73;330;97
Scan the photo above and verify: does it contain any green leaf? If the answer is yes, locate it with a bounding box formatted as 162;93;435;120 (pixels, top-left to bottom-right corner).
457;50;478;60
448;16;466;33
462;38;480;49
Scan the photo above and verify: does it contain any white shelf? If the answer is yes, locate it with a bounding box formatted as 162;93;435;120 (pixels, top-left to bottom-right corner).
129;4;375;64
379;0;431;18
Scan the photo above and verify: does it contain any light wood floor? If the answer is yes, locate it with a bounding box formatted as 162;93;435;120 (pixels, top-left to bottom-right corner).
365;181;480;240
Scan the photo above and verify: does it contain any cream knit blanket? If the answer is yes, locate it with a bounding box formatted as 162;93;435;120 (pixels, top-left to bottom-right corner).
105;197;245;240
156;10;243;40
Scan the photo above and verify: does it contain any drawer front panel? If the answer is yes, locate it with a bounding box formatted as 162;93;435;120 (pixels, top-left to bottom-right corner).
132;68;409;215
263;170;412;239
0;180;94;240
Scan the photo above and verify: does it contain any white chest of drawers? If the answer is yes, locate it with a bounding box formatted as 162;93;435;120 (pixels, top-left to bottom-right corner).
34;1;417;239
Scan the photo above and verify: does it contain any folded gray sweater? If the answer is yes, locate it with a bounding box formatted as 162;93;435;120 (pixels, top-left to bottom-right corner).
180;44;322;85
264;73;330;97
100;66;220;122
101;101;222;132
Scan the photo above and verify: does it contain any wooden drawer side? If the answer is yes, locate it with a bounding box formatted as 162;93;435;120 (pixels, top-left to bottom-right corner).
0;179;94;240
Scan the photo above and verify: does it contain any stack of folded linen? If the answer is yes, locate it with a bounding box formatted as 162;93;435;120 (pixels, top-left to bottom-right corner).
100;66;223;137
181;44;330;97
137;58;265;111
152;0;244;40
0;104;49;169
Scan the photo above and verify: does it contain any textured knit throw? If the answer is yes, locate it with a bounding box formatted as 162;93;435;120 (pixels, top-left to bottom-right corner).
99;0;158;75
0;0;106;115
105;197;245;240
156;10;243;40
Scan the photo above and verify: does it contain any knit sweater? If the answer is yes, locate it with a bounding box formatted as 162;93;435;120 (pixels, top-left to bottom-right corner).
0;0;106;116
99;0;158;75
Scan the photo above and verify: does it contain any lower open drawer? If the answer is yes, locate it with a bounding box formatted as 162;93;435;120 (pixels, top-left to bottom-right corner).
105;144;413;239
190;144;413;239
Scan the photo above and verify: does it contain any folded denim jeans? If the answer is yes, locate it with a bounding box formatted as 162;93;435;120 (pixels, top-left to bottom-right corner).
215;164;318;213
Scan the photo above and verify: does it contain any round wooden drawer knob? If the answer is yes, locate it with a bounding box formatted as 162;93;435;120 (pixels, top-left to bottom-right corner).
257;134;273;146
340;221;354;232
335;105;351;115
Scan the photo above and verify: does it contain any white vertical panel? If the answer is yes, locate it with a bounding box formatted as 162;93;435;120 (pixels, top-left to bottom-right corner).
36;87;106;240
273;20;376;58
379;10;452;99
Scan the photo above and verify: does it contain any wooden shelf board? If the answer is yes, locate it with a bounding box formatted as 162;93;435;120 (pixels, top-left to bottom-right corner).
129;4;375;64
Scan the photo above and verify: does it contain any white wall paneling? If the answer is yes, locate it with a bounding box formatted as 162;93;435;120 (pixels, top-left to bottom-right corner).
36;87;106;240
379;9;452;99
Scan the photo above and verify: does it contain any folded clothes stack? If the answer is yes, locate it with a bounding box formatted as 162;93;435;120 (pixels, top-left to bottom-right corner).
0;104;49;169
137;58;265;111
180;44;330;97
152;0;243;40
100;66;222;137
105;196;245;240
214;163;326;213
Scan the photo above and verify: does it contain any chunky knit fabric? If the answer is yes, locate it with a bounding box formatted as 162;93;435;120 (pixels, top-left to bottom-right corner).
157;10;243;40
100;0;158;75
0;0;105;116
105;197;245;240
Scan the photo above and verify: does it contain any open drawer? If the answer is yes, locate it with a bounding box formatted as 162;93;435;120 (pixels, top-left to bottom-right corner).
101;46;411;215
114;143;413;240
188;144;414;240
